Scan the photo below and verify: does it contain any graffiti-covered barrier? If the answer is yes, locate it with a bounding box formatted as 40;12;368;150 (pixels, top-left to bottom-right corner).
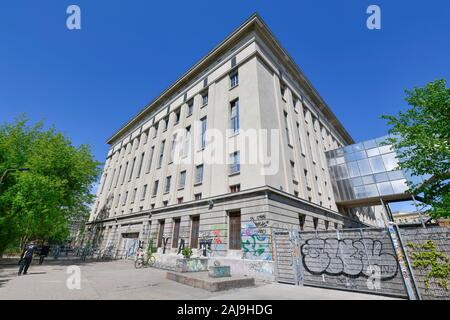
400;226;450;300
299;228;407;298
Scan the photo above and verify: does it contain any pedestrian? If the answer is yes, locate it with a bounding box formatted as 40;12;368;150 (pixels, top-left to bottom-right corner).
39;242;50;265
52;244;61;259
18;240;37;276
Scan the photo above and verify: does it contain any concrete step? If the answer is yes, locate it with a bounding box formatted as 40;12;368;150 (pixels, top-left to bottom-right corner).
166;271;255;292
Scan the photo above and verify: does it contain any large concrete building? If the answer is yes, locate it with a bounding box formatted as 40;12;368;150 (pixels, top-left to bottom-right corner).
87;14;374;277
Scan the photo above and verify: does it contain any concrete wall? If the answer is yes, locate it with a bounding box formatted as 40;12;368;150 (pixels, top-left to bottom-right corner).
400;226;450;300
297;228;407;298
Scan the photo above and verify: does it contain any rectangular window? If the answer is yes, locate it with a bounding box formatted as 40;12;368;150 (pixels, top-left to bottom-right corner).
163;200;168;207
152;180;159;197
194;193;202;200
201;91;208;106
131;188;137;203
169;134;177;163
174;109;181;125
284;111;291;145
280;84;287;100
183;126;191;157
128;157;136;181
121;162;128;185
293;97;299;112
141;184;147;200
146;146;154;173
178;170;186;189
299;214;305;231
230;99;239;134
116;194;120;208
187;99;193;116
190;216;200;248
122;191;128;205
115;166;121;188
229;151;240;174
109;169;116;191
230;71;239;88
162;116;168;132
136;152;145;178
195;164;203;184
177;197;183;204
297;122;307;155
165;176;171;193
158;140;165;168
291;161;297;182
200;117;207;149
153;123;158;138
172;218;181;248
229;211;241;250
99;173;107;194
230;184;240;193
143;130;149;145
157;220;165;248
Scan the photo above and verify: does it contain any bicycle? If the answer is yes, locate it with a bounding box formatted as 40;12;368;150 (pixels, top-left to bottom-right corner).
134;248;156;268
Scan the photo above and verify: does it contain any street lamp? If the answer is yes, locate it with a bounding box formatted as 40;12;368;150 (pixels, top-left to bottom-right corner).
0;168;31;185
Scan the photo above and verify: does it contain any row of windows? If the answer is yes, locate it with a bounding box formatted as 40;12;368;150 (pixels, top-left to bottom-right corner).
125;70;239;151
156;211;338;252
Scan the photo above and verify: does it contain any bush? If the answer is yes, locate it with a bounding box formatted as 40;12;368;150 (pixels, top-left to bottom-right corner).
181;246;192;259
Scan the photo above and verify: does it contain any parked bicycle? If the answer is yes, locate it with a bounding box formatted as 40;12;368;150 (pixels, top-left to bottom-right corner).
134;248;156;268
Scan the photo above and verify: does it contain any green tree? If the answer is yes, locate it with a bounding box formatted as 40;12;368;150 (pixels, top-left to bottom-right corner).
382;79;450;218
0;116;101;255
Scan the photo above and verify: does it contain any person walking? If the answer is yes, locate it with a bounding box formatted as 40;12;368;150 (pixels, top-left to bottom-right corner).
39;243;50;265
18;240;36;276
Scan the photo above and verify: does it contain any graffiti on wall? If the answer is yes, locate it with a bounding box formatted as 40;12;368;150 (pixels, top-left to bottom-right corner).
177;239;185;255
241;219;272;261
199;224;226;257
162;237;169;254
249;215;269;235
247;261;273;277
301;237;399;280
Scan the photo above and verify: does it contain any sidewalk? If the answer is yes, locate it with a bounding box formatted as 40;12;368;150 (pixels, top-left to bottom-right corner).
0;260;398;300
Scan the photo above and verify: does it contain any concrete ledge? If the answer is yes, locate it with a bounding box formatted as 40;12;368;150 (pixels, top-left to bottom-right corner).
166;271;255;292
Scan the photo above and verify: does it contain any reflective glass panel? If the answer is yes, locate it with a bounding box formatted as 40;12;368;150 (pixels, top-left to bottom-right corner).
388;170;404;180
365;184;379;197
378;145;393;154
363;139;377;149
377;182;394;195
375;172;389;182
382;153;398;171
391;179;408;194
369;156;386;173
347;161;360;178
366;147;380;157
357;159;372;176
362;175;375;184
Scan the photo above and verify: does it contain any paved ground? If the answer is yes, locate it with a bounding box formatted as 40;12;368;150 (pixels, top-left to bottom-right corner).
0;259;397;300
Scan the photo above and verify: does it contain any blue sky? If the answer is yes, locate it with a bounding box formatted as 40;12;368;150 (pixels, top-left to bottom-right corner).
0;1;449;204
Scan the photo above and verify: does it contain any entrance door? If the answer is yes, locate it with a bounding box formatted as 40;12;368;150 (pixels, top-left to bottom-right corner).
272;231;303;285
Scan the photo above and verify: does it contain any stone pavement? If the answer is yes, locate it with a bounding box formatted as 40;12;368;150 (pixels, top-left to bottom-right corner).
0;260;398;300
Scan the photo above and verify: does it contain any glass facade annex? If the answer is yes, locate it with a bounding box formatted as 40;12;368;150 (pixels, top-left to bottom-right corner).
325;136;412;202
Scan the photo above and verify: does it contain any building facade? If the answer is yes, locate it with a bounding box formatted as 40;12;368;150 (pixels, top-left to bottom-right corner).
86;14;366;277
